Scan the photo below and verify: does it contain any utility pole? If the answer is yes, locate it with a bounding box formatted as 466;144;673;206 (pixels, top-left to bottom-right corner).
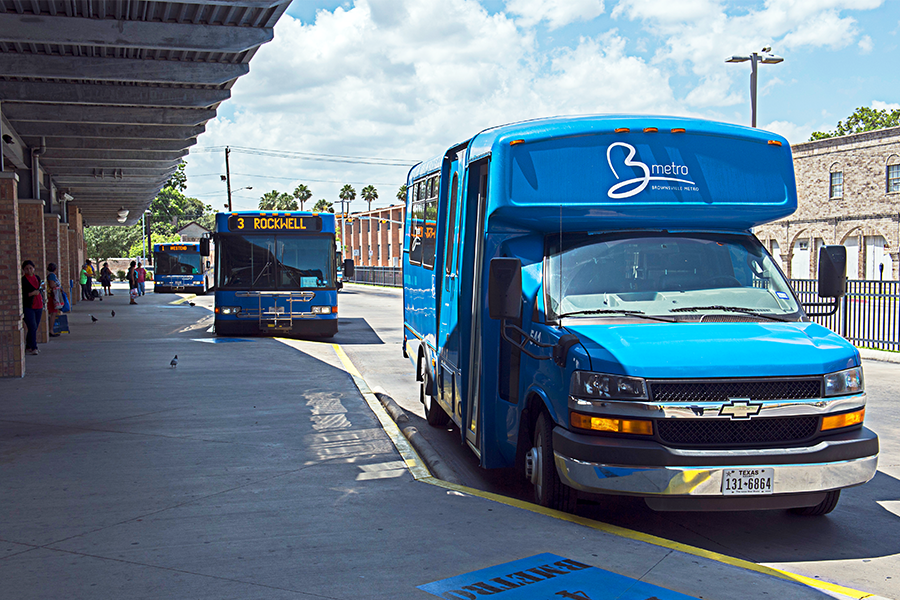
225;146;232;211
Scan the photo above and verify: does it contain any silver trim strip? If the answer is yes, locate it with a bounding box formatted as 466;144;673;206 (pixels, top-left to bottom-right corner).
568;393;866;419
554;453;878;496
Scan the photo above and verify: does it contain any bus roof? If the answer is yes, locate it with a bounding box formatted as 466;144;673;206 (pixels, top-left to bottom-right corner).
411;115;797;231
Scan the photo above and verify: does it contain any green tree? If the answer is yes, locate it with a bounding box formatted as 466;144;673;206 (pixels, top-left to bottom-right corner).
259;190;298;210
810;106;900;140
339;184;356;214
361;184;378;211
293;184;312;211
397;184;407;203
314;199;334;213
84;224;142;263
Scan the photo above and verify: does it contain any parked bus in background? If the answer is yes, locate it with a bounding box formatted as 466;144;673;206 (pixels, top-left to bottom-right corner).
213;211;351;338
402;115;878;515
153;242;213;294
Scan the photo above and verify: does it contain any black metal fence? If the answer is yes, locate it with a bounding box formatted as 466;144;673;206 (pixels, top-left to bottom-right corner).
791;279;900;351
346;266;403;287
346;269;900;351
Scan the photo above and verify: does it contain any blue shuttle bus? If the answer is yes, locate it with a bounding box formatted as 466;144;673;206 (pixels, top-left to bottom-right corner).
403;115;878;514
213;211;342;338
153;242;213;294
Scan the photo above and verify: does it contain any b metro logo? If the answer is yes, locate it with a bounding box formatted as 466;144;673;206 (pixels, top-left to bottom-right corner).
606;142;697;199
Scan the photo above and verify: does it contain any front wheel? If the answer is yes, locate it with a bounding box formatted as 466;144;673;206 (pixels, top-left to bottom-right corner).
526;412;576;512
421;378;450;427
790;490;841;516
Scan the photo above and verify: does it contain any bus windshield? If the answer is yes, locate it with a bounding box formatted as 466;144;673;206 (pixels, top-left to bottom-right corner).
155;251;202;275
218;234;334;290
545;232;800;321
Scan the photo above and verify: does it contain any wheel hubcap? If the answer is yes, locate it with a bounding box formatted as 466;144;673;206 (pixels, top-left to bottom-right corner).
526;444;542;489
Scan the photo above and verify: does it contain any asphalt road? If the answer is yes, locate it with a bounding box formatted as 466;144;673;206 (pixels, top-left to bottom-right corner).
335;283;900;599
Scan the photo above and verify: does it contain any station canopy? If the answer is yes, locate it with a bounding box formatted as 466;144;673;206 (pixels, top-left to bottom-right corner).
0;0;290;225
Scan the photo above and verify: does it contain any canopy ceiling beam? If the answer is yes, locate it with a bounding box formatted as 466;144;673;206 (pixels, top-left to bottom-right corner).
0;54;248;85
24;138;197;151
41;149;189;161
4;103;217;126
0;13;273;53
0;81;230;108
13;122;204;140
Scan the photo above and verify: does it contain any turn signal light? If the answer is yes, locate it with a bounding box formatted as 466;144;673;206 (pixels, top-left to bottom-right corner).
768;140;783;146
643;127;658;133
670;128;686;133
570;413;653;435
614;127;630;133
510;139;525;145
822;408;865;431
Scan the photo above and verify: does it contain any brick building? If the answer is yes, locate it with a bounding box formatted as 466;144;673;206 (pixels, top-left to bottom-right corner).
755;126;900;280
343;204;405;268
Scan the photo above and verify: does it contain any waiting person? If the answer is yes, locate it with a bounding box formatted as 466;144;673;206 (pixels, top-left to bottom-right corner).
80;260;93;301
21;260;44;355
99;262;114;296
127;261;139;305
136;262;147;296
46;262;62;337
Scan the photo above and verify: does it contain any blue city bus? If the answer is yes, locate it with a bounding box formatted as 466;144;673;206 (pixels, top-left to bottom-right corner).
153;242;213;294
403;115;878;514
213;211;343;338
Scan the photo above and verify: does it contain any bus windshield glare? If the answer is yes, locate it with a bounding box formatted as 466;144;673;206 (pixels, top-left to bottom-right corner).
155;251;202;275
218;234;334;290
545;232;800;321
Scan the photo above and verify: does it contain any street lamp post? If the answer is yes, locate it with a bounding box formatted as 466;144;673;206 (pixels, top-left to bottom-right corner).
726;47;783;128
221;186;252;210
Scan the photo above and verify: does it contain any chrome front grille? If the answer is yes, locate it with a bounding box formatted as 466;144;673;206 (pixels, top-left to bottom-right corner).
649;379;822;402
656;416;819;447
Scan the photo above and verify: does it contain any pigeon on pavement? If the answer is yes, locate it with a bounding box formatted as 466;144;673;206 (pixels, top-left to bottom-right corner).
90;314;98;322
170;355;178;368
188;302;196;307
111;310;115;317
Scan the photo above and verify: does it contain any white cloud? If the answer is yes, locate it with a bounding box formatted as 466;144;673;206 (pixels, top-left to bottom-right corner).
506;0;605;30
761;119;820;145
858;34;874;52
186;0;684;210
872;100;900;111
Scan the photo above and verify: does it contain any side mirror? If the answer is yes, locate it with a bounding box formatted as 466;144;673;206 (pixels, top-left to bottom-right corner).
343;259;355;278
206;260;211;269
489;258;522;320
818;245;846;298
199;237;210;257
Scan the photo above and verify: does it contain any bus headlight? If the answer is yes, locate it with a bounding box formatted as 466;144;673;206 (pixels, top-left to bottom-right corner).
570;371;648;400
219;306;241;315
312;306;334;314
823;367;864;397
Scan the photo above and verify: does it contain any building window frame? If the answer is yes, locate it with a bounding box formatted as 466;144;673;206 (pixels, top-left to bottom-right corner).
829;170;843;200
888;163;900;194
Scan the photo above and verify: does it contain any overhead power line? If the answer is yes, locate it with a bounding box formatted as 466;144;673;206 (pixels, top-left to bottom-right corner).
191;145;419;167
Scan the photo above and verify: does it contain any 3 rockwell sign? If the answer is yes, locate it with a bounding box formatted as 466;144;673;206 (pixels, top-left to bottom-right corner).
418;553;694;600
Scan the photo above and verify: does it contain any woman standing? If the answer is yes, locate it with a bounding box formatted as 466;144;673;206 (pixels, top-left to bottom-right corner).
100;262;114;296
21;260;44;355
127;260;139;305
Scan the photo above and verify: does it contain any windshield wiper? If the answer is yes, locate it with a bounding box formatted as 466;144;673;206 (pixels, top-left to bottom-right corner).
669;305;790;322
557;309;675;323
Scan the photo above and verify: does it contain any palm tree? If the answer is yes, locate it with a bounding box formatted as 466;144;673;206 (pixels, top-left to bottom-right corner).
259;190;297;210
396;184;407;203
339;184;356;216
361;185;378;211
293;184;312;211
313;198;334;213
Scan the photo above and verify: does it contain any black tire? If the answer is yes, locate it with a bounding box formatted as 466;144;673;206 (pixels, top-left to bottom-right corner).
421;377;450;427
790;490;841;516
529;412;576;512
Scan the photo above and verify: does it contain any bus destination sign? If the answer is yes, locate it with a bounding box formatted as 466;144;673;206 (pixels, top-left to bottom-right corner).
161;245;191;251
228;214;323;232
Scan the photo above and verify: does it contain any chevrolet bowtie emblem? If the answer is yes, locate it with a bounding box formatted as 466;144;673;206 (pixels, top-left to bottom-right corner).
719;399;761;420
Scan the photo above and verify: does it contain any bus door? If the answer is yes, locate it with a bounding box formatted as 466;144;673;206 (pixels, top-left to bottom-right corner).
461;159;490;456
437;154;464;424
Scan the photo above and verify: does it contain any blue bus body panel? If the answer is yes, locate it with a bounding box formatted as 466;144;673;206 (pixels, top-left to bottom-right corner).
153;242;207;291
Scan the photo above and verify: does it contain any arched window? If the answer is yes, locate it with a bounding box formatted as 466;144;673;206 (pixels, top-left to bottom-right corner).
829;162;843;199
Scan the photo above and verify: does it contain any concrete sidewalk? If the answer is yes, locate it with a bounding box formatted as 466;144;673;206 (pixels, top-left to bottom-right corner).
0;289;881;599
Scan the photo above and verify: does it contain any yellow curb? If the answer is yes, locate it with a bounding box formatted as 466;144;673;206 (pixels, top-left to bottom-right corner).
331;342;878;600
169;294;197;305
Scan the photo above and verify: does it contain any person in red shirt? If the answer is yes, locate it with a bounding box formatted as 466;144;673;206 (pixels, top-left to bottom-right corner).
21;260;44;355
136;262;147;296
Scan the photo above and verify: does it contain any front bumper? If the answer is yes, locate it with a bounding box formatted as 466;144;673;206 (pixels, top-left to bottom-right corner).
553;426;878;497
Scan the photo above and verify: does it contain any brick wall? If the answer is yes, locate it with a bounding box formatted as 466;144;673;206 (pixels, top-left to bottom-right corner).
755;126;900;280
0;173;24;377
18;200;47;343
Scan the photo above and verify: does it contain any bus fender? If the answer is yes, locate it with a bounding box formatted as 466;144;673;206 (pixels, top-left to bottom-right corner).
515;388;555;475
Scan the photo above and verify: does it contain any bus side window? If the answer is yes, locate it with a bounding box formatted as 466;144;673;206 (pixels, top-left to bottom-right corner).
445;173;459;276
422;198;437;269
409;198;424;266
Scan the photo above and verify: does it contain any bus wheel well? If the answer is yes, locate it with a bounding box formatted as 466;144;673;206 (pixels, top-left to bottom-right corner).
516;393;547;476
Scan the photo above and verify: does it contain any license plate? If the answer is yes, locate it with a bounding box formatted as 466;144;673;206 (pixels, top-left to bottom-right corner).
722;468;774;495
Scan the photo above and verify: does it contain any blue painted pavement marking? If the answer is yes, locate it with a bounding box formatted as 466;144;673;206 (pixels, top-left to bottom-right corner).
191;338;255;343
418;553;696;600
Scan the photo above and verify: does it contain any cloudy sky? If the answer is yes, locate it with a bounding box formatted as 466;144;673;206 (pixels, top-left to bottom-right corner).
183;0;899;212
